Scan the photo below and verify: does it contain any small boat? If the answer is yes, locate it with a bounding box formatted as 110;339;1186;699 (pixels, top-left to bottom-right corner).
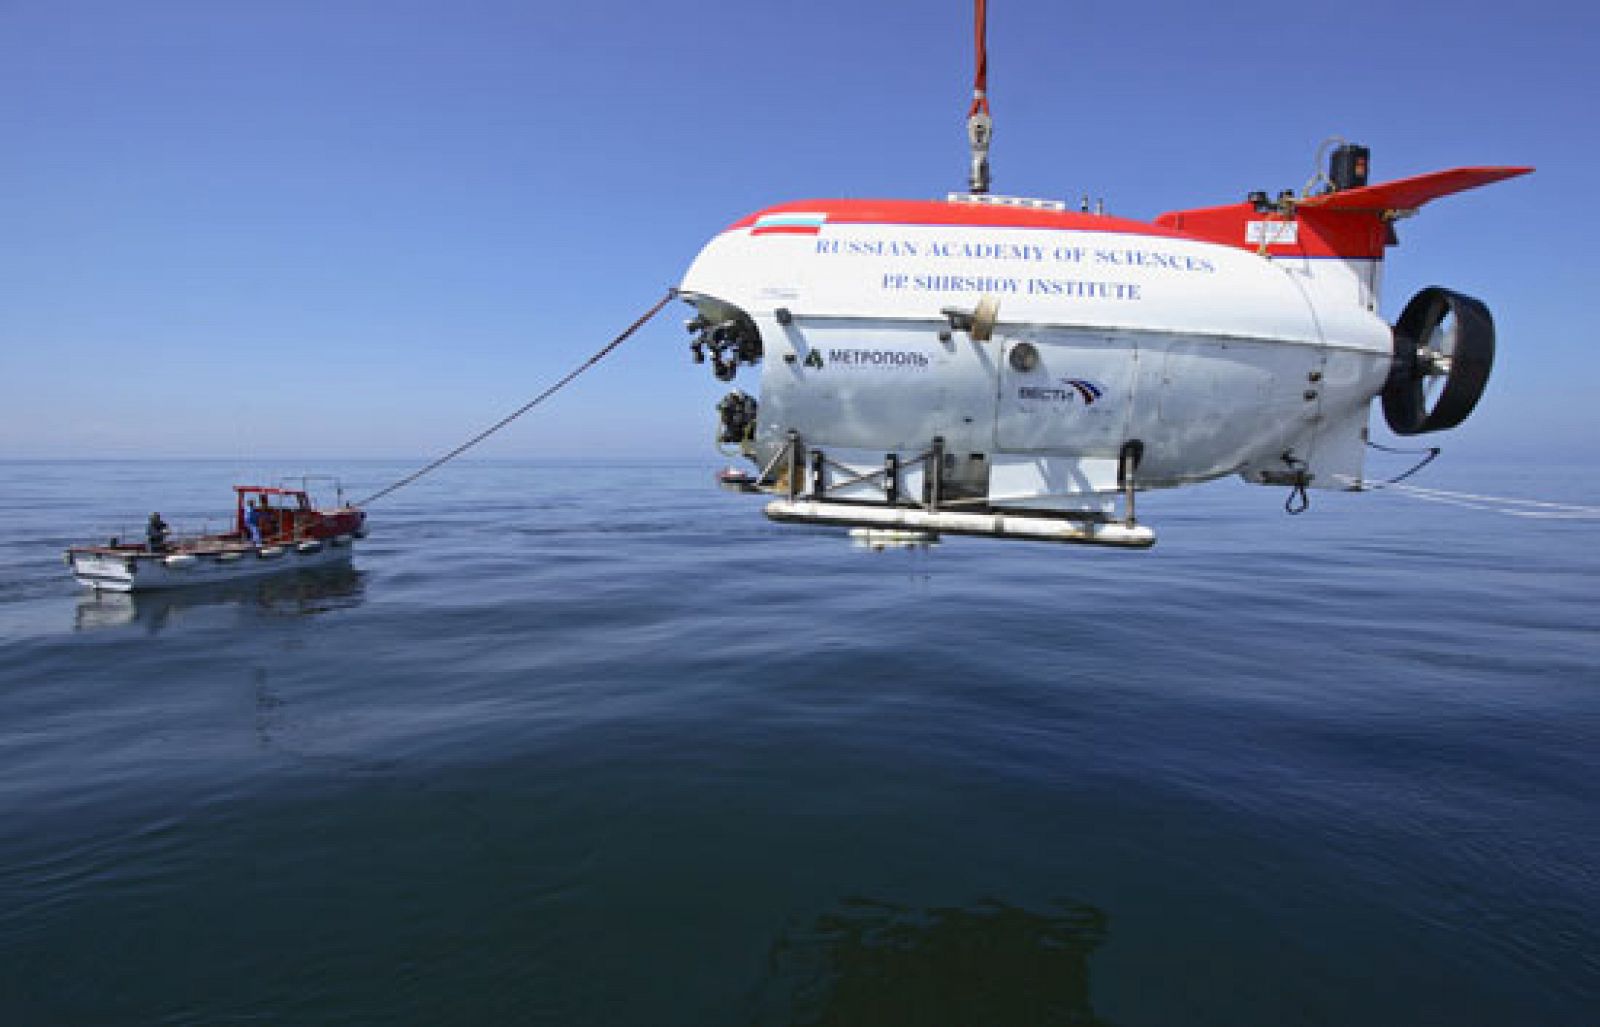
65;484;368;593
716;466;759;491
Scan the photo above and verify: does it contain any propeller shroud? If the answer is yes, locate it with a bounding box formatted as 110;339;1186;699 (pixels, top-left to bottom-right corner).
1382;287;1495;435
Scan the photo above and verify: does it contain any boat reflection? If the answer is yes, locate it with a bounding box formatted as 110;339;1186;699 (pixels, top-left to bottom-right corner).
73;566;366;633
751;897;1109;1026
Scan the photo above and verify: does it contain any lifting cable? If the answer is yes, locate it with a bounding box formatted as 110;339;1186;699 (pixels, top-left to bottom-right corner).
966;0;993;194
969;0;989;121
354;287;678;507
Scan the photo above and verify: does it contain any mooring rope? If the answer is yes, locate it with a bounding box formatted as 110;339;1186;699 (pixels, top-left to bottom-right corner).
1364;439;1441;485
354;288;678;507
1337;475;1600;520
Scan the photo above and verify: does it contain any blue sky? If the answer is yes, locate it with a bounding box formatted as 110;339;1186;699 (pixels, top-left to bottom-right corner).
1;1;1592;463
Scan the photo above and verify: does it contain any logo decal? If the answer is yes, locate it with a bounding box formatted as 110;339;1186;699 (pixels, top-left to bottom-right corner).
803;348;931;371
1016;378;1107;405
1065;378;1104;404
826;348;929;368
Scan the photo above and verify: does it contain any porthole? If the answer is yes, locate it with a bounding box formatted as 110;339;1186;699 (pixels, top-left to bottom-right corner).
1009;341;1040;372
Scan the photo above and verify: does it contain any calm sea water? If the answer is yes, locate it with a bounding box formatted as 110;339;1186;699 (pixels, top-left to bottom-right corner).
1;458;1596;1025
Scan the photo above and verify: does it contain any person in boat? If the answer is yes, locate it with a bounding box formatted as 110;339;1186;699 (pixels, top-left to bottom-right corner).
244;498;264;545
146;512;170;552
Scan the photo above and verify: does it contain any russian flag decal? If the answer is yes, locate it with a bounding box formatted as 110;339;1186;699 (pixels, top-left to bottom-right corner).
752;212;828;236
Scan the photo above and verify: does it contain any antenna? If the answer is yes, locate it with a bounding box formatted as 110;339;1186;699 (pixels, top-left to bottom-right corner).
966;0;992;193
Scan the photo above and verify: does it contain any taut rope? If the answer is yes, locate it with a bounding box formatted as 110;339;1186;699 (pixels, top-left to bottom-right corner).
354;288;678;507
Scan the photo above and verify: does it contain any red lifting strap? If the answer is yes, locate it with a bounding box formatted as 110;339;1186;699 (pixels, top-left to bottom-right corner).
969;0;990;117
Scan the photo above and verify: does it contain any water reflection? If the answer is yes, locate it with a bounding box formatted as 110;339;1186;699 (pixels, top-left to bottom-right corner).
73;567;366;633
752;897;1109;1026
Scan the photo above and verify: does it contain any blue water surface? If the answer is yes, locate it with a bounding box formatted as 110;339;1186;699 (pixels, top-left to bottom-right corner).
1;459;1596;1025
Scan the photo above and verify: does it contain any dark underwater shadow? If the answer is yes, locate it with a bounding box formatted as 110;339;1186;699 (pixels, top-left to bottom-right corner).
73;566;367;634
749;897;1111;1026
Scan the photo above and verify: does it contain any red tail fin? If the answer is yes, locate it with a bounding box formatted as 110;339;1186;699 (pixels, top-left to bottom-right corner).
1155;166;1532;259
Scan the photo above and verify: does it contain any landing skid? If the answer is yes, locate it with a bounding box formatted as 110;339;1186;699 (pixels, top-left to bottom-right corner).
745;432;1155;548
766;498;1154;547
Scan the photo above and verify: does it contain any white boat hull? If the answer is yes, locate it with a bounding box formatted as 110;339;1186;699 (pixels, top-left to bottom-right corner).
68;540;355;593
